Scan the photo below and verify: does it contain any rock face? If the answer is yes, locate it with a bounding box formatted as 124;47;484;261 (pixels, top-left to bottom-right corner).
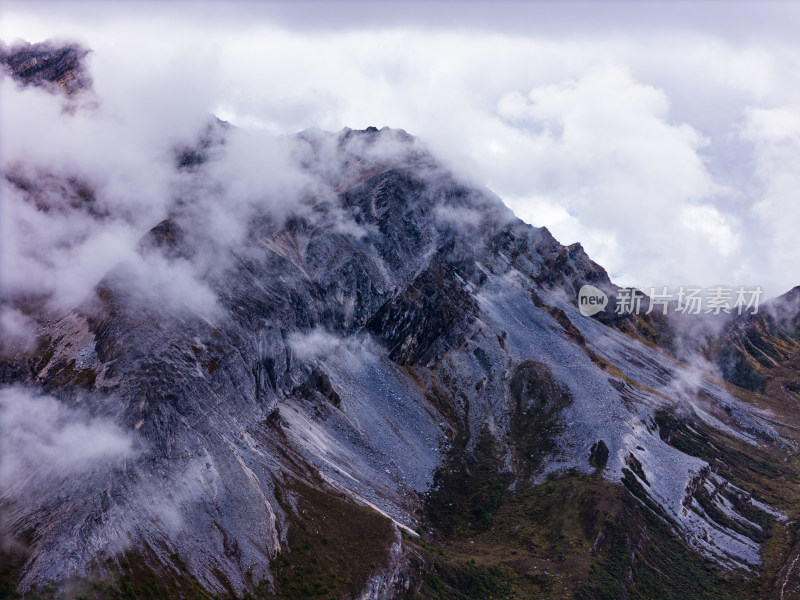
4;47;800;600
0;40;92;96
706;286;800;393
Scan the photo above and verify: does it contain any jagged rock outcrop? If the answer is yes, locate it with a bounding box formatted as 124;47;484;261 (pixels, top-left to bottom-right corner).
0;40;92;96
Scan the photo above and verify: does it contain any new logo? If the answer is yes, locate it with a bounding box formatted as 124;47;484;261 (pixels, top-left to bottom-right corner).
578;285;608;316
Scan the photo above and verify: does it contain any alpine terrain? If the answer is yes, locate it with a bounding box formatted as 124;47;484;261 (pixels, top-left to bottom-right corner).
3;41;800;600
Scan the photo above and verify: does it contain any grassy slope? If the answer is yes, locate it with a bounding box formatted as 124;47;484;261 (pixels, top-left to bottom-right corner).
415;452;761;600
412;344;800;600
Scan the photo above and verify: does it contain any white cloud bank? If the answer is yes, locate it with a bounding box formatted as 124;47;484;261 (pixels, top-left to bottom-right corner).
0;387;133;496
1;1;800;301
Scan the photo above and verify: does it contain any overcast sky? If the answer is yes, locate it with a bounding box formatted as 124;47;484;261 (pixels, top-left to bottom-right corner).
2;0;800;298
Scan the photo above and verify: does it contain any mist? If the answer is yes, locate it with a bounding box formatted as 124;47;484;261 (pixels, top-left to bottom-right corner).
2;4;800;350
0;386;133;497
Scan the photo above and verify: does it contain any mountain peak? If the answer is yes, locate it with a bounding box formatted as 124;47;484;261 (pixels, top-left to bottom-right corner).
0;39;92;97
4;67;800;597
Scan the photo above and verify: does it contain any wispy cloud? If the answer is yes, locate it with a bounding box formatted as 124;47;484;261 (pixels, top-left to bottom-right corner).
2;1;799;310
0;387;133;497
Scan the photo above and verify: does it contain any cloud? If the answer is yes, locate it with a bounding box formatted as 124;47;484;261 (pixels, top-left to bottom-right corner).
0;385;214;562
434;204;485;229
0;172;140;306
0;54;350;338
1;1;800;307
680;205;738;257
488;64;724;285
287;328;345;362
0;386;133;497
0;307;36;354
740;105;800;295
0;72;196;321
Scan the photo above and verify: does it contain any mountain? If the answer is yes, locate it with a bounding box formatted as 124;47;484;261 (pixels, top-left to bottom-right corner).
3;42;800;600
0;40;92;97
